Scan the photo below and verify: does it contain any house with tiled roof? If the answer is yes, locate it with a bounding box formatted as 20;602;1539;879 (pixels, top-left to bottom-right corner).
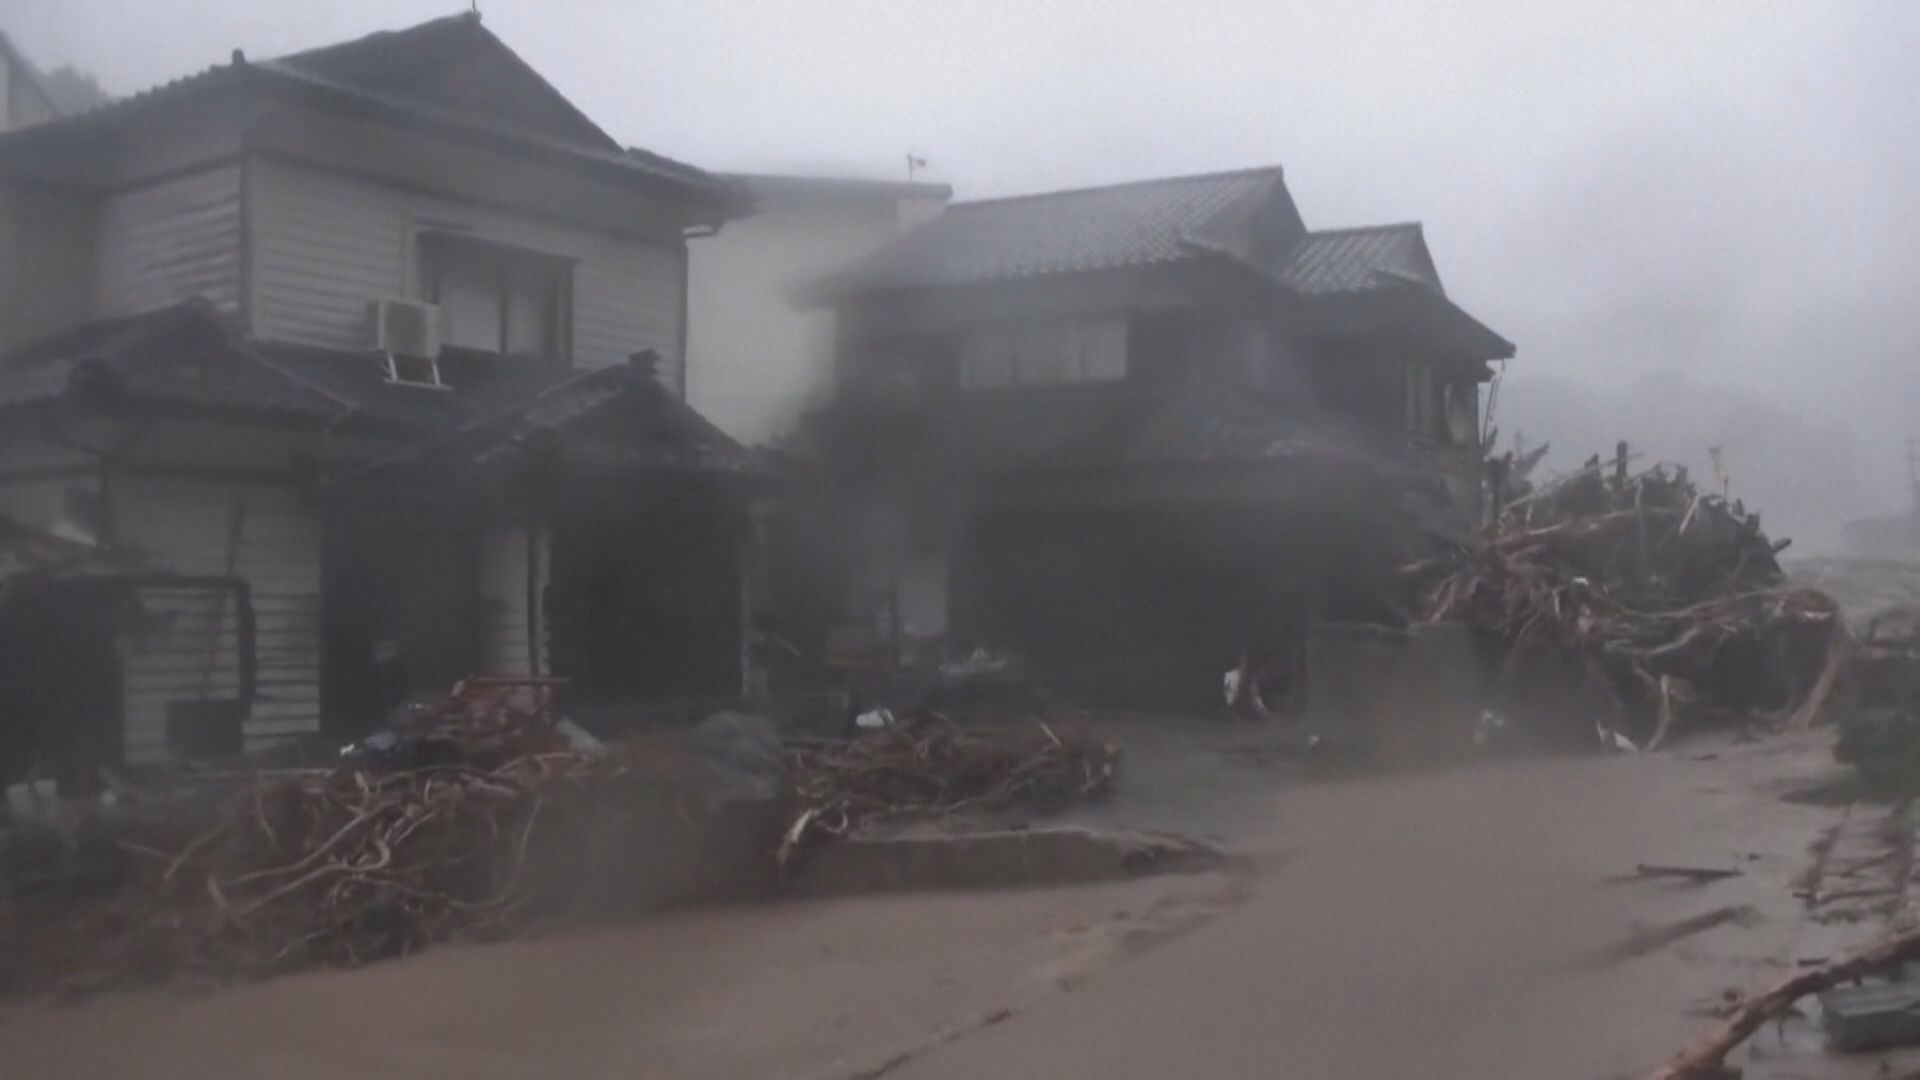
796;166;1513;703
0;13;764;777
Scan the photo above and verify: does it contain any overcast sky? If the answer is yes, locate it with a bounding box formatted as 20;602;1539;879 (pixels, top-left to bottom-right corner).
6;0;1919;539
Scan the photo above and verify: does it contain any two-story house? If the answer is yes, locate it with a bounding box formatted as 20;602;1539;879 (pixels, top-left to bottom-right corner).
0;13;762;779
800;166;1514;703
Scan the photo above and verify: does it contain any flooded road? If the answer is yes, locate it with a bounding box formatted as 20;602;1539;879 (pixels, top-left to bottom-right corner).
0;733;1859;1079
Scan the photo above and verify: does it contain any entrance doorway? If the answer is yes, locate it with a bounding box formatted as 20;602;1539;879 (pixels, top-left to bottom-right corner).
320;514;481;738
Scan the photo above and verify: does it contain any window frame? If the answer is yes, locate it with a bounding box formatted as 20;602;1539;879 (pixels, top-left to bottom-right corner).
958;317;1129;391
416;232;574;365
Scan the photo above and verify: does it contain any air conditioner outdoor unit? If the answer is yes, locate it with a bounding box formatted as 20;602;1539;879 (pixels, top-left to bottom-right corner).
369;298;447;388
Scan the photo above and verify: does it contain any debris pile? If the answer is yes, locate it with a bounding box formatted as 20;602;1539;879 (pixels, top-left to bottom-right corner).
778;720;1120;867
1406;446;1846;746
96;751;620;980
4;679;783;993
1646;920;1920;1078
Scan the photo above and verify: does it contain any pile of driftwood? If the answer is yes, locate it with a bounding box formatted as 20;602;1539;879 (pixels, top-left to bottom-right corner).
1406;446;1846;746
2;680;773;992
33;750;669;990
778;720;1120;866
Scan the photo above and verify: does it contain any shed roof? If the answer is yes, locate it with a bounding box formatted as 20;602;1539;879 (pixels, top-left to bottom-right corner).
815;167;1297;295
0;300;345;418
0;302;758;477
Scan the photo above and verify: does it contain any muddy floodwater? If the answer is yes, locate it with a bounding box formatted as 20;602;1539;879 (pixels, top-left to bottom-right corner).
0;731;1894;1079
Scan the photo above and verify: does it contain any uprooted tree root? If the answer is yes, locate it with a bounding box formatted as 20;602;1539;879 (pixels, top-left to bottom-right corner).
1405;449;1847;745
20;749;708;993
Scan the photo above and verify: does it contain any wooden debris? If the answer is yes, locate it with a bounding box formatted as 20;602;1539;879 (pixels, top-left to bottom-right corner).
1405;447;1845;745
1646;922;1920;1079
1634;864;1744;883
779;720;1120;868
71;750;644;984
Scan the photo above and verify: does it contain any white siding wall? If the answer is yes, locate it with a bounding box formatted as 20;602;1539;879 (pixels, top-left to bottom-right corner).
478;524;547;676
0;184;97;352
248;159;687;389
93;164;243;318
112;476;322;762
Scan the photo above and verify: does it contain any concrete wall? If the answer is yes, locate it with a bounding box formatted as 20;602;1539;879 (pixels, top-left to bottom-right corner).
248;157;689;390
688;189;946;443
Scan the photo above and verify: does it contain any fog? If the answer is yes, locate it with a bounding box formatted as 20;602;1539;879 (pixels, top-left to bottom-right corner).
8;0;1918;549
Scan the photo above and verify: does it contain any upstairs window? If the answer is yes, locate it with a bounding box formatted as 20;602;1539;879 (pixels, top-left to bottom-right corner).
959;318;1127;390
419;234;572;364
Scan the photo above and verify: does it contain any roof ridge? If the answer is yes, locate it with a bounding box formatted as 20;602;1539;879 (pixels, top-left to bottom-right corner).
1305;221;1424;237
270;11;620;154
272;11;480;67
951;165;1285;211
725;171;956;199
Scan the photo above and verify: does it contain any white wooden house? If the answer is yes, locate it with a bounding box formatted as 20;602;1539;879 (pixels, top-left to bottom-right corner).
0;14;762;777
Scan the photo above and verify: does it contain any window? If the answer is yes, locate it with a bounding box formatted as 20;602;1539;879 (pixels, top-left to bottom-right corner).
959;318;1127;390
419;234;572;363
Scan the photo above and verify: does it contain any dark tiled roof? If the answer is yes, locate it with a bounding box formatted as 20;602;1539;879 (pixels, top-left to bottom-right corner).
0;19;735;208
816;167;1295;295
0;300;344;417
1269;223;1443;296
475;367;763;474
351;361;762;481
273;12;618;154
0;304;757;476
257;343;598;434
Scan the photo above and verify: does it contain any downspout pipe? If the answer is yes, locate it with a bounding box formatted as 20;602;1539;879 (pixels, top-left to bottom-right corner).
524;513;543;678
679;222;722;403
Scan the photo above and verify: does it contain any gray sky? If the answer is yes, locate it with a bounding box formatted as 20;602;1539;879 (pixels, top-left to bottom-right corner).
7;0;1919;541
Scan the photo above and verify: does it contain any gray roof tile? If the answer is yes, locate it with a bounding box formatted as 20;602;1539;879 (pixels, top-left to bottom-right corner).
819;167;1293;294
0;18;735;207
1269;223;1443;296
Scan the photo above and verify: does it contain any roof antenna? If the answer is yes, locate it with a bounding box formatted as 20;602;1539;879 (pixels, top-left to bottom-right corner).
469;0;482;17
906;151;927;183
